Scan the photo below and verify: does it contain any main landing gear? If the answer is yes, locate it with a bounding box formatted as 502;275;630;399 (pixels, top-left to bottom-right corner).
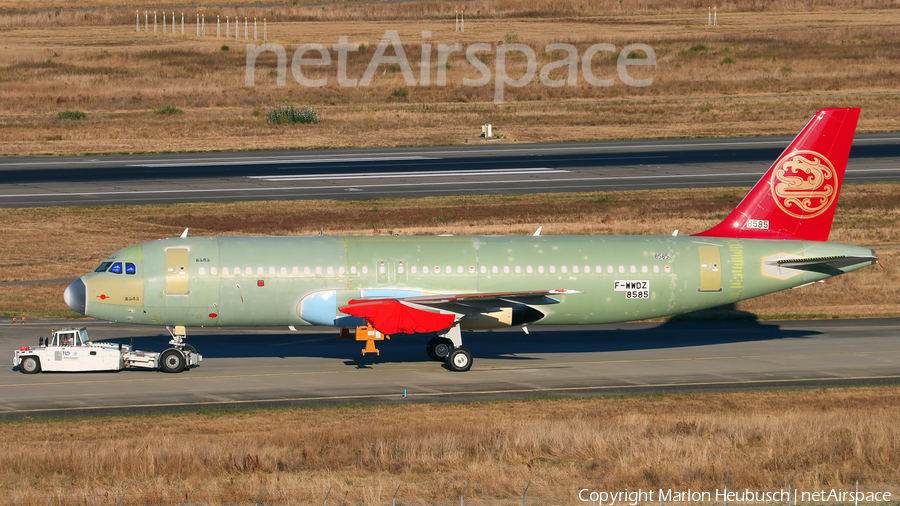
428;325;472;372
426;337;453;361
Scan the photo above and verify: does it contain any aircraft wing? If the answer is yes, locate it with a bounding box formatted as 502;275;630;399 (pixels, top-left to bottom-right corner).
339;289;582;335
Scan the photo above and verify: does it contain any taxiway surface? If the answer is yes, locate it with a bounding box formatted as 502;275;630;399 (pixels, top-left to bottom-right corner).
1;134;898;207
1;318;898;419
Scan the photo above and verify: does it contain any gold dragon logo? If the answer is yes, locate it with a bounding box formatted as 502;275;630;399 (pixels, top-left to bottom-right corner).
769;150;838;219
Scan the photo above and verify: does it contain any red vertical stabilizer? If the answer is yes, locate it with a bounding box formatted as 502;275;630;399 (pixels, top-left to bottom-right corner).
694;108;859;242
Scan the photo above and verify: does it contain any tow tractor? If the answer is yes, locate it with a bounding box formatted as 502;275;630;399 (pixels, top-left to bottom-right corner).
13;326;201;374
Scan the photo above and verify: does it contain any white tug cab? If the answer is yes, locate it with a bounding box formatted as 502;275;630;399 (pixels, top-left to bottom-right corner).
13;327;201;374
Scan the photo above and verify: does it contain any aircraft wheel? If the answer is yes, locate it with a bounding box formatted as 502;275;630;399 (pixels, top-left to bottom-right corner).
20;356;40;374
426;337;453;361
159;349;186;373
446;347;473;372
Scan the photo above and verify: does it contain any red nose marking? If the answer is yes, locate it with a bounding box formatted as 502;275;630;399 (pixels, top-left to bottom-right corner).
97;294;108;300
209;313;218;318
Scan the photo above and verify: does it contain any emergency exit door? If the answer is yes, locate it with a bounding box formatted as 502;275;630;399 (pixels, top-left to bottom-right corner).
697;245;723;293
165;248;190;295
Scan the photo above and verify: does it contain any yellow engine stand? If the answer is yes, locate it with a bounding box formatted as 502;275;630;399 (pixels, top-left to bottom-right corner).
355;326;389;355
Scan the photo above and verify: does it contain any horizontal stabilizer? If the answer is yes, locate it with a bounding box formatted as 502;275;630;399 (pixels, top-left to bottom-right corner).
772;255;878;271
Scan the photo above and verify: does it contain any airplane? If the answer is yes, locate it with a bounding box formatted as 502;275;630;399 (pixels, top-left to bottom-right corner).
62;108;877;372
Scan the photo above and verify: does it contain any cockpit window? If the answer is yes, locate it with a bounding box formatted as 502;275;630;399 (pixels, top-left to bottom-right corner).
109;262;123;274
125;263;136;275
94;262;112;273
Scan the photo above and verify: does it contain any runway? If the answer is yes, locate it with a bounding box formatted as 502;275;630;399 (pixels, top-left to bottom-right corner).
1;318;898;419
1;133;898;207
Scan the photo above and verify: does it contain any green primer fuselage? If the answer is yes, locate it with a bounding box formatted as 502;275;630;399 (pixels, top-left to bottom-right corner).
81;235;874;328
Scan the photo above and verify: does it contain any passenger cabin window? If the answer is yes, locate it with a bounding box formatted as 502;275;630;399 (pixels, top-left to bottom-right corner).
109;263;123;274
125;263;136;275
94;262;112;273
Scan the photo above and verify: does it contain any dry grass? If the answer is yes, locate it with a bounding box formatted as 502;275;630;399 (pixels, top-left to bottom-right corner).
0;183;897;319
1;387;900;505
1;7;899;154
5;0;899;25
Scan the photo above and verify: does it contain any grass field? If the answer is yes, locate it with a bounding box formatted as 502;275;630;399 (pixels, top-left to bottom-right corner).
0;183;897;319
1;0;899;155
2;387;899;505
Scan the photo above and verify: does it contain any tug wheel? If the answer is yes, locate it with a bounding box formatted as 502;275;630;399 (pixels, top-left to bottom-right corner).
20;356;40;374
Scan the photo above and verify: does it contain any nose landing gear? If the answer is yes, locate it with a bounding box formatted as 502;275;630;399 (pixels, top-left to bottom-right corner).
163;325;202;373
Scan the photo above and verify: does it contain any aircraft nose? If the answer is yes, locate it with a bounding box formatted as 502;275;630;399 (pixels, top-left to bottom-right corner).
64;277;86;315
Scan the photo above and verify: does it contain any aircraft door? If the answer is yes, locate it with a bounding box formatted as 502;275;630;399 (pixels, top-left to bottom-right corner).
697;245;723;293
165;248;190;295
